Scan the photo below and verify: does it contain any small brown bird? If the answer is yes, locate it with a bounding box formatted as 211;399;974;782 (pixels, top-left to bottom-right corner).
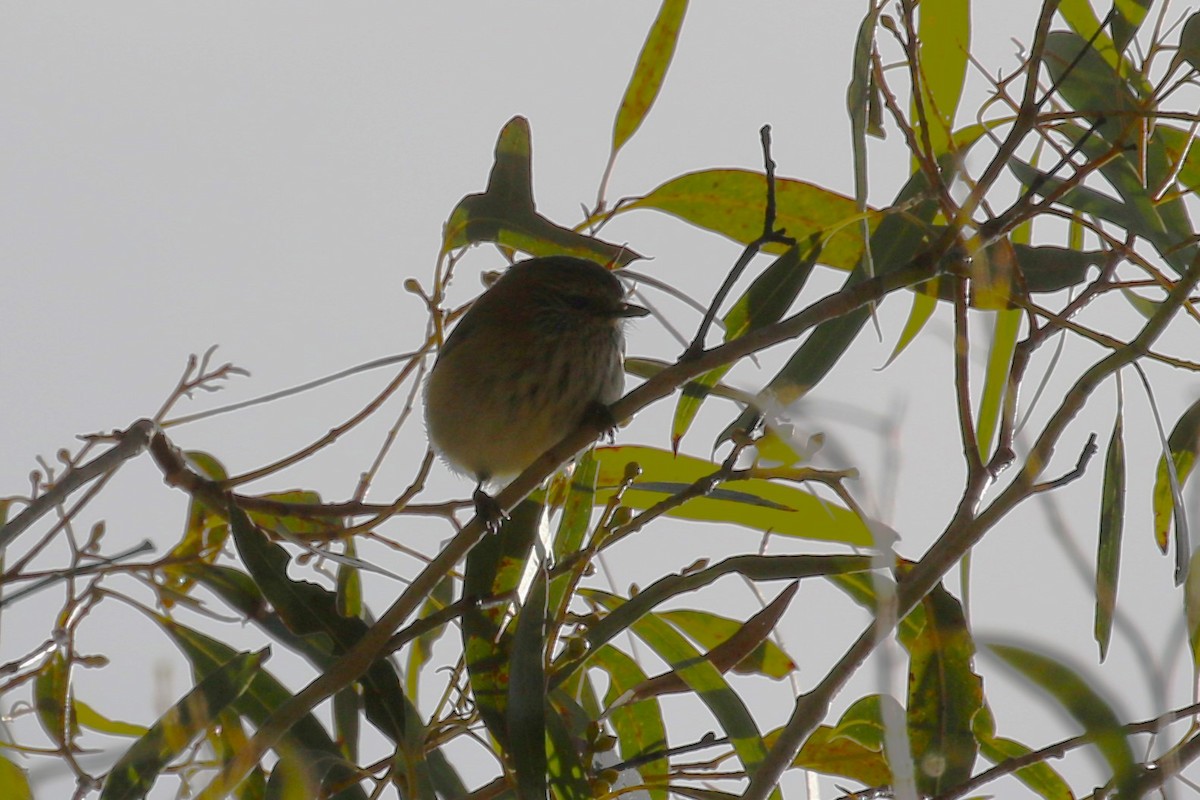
424;256;648;528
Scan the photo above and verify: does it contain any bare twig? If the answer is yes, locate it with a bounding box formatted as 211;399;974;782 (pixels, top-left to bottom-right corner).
0;419;155;554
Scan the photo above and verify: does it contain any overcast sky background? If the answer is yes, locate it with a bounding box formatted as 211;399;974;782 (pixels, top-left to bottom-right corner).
2;3;1199;798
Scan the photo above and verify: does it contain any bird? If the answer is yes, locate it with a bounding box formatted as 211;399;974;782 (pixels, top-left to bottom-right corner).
424;255;648;530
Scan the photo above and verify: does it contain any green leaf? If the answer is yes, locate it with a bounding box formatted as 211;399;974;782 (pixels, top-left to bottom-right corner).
658;606;796;679
227;504;430;790
1176;12;1200;73
544;698;592;800
1013;243;1103;294
1007;157;1197;277
1154;124;1200;196
1184;550;1200;670
509;572;549;800
556;555;870;689
405;572;456;699
76;700;149;738
1041;31;1151;147
1110;0;1151;53
973;705;1073;800
986;641;1137;794
884;290;938;367
1095;402;1126;661
618;169;874;270
585;590;779;799
672;240;818;449
248;489;340;537
1054;2;1121;71
916;0;970;155
152;614;368;800
0;754;33;800
163;451;230;601
100;649;267;800
442;116;638;266
1152;398;1200;552
790;694;898;787
587;646;668;798
907;584;981;796
35;651;74;748
611;0;688;155
827;569;927;650
592;445;875;546
717;167;941;444
975;308;1020;459
462;497;543;748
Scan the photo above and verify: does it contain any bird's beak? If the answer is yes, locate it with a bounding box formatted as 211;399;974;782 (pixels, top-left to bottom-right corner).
618;302;650;318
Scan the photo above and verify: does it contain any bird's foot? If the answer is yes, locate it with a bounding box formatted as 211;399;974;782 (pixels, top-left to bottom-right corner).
472;486;508;534
586;401;619;444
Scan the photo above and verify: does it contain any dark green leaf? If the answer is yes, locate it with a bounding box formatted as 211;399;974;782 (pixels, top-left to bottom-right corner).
907;584;981;796
100;650;266;800
1095;404;1125;660
1041;31;1144;146
509;572;548;800
1177;12;1200;73
462;497;543;747
672;240;819;449
584;590;777;797
154;615;367;800
987;641;1137;794
1110;0;1151;53
34;651;74;748
442;116;637;265
973;705;1073;799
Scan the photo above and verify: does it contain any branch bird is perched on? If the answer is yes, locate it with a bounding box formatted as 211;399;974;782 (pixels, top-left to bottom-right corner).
424;256;648;530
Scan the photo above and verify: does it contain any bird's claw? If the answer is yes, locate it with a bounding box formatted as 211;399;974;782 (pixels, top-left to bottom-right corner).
472;487;508;534
586;401;619;444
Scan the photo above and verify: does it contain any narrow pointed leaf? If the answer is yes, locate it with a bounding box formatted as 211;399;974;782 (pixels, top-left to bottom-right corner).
1095;405;1126;660
659;602;796;678
906;584;981;796
672;241;818;448
462;498;542;747
611;0;688;155
884;290;938;366
584;590;778;798
509;572;549;800
1110;0;1151;53
986;641;1137;794
1152;398;1200;551
75;700;148;738
975;309;1020;459
916;0;970;155
588;646;669;798
593;445;874;545
973;705;1072;799
154;615;368;800
100;650;267;800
